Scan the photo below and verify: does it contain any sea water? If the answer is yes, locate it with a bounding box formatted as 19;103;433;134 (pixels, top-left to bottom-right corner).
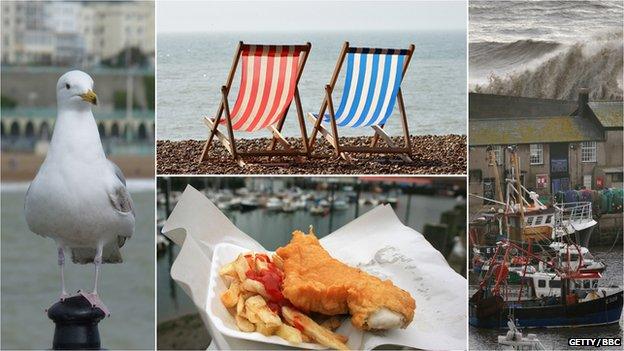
469;1;623;100
157;30;466;140
0;183;155;350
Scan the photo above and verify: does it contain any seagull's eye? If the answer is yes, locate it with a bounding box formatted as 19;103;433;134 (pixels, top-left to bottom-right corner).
65;83;70;89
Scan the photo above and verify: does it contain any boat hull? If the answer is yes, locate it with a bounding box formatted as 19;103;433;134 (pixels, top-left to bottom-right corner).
574;225;595;248
470;290;623;329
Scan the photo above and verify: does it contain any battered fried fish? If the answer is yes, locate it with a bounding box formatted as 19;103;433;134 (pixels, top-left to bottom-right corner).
276;230;416;330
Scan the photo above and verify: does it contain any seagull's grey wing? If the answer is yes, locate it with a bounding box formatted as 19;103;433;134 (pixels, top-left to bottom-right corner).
108;159;126;186
107;159;133;215
108;184;134;251
109;185;134;215
107;160;134;251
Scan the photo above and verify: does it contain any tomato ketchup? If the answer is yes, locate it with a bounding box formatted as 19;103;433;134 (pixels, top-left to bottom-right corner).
245;255;291;316
292;316;305;332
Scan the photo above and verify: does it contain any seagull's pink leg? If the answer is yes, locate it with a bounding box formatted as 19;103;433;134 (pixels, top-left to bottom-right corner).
57;246;69;300
81;243;110;316
93;243;102;295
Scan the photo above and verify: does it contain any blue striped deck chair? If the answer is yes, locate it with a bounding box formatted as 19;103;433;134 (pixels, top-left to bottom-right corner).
308;42;415;161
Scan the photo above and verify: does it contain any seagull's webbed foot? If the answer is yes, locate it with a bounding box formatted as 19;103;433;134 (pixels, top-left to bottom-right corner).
81;243;110;316
79;290;110;317
59;292;70;302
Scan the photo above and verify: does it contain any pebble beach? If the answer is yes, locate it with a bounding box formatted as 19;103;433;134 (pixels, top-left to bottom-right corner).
157;135;466;175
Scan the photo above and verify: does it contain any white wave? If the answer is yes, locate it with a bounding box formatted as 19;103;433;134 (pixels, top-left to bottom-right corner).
471;32;623;101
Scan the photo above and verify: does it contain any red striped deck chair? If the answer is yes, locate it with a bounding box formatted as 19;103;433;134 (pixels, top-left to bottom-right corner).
200;41;312;166
308;42;415;162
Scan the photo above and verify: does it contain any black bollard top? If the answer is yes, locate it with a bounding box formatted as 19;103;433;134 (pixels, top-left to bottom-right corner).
47;295;105;350
48;295;106;323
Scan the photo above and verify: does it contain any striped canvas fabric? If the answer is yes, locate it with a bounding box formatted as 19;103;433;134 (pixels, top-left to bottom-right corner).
224;45;305;132
321;48;408;127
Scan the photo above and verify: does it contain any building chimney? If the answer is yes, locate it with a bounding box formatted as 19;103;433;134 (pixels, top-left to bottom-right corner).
578;88;589;117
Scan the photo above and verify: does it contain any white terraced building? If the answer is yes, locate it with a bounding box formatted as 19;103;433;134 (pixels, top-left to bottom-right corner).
1;1;154;66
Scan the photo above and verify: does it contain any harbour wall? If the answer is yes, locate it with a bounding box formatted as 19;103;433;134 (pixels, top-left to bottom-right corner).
591;212;623;246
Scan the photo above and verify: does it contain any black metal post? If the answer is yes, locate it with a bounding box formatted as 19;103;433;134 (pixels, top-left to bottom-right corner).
354;180;361;218
47;295;105;350
328;182;335;233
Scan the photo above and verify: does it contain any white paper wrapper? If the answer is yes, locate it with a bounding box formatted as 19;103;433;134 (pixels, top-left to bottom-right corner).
162;185;467;350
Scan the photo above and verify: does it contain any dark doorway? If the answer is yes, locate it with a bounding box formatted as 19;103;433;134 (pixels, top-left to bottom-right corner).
138;123;147;139
25;122;35;137
550;143;570;194
111;123;120;138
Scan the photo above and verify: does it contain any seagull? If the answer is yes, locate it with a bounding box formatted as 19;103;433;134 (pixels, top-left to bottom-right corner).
24;70;135;315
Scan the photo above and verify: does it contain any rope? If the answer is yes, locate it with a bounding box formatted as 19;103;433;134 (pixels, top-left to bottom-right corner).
604;229;621;254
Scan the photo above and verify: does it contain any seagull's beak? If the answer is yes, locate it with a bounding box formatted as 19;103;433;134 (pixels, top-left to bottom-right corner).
80;90;98;105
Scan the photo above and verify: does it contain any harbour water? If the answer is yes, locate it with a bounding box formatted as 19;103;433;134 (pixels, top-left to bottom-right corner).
469;246;624;350
0;183;155;350
157;188;463;323
157;30;466;140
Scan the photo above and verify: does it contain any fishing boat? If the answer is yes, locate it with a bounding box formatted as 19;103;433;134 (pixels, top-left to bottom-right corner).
469;147;622;329
240;197;259;211
309;205;327;216
474;242;605;281
265;197;283;211
548;242;606;273
469;239;623;329
470;147;597;248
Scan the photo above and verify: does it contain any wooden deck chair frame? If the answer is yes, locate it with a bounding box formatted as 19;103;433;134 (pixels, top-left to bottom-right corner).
199;41;312;166
307;41;415;162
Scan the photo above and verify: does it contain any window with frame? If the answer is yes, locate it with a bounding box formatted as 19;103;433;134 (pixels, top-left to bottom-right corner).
535;216;543;225
492;145;503;165
581;141;597;162
583;175;592;189
530;144;543;165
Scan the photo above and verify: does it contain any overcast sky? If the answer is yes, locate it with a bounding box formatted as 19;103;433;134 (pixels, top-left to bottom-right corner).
157;1;466;33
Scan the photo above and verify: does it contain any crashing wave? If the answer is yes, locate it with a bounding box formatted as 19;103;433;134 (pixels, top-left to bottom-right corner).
471;33;623;101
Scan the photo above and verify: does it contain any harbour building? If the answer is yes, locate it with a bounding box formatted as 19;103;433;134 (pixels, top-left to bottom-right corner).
469;91;623;198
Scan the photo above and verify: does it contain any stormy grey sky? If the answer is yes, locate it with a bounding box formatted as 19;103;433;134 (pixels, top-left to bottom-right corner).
157;1;467;33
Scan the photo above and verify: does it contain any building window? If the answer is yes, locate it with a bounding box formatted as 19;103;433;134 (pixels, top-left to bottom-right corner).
612;172;623;183
491;145;503;165
583;175;592;189
581;141;597;162
530;144;543;165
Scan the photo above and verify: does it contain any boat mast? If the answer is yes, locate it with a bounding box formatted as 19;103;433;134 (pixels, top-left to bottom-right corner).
487;146;507;234
510;146;525;231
